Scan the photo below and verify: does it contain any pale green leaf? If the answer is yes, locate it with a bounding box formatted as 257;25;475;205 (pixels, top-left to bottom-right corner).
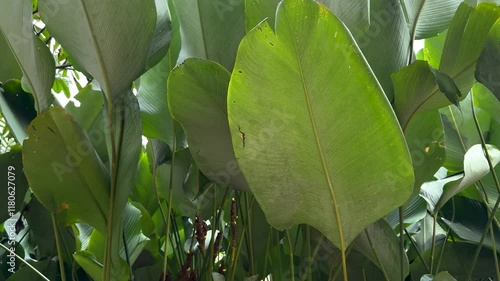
168;58;248;191
22;107;109;232
227;0;414;248
39;0;166;100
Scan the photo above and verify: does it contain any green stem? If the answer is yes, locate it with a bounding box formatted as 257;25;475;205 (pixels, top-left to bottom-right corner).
103;100;118;281
467;97;500;280
399;206;405;281
365;229;389;281
286;229;295;281
245;194;255;275
51;214;66;281
490;225;500;280
430;213;437;274
404;229;430;273
162;127;177;280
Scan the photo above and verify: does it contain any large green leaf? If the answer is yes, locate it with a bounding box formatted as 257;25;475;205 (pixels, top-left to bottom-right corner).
476;19;500;100
168;58;248;191
0;31;22;82
22;107;110;232
402;0;462;39
246;0;410;100
172;0;246;70
227;0;414;248
0;0;55;112
39;0;168;100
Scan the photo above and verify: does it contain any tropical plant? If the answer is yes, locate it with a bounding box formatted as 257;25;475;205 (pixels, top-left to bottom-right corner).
0;0;500;280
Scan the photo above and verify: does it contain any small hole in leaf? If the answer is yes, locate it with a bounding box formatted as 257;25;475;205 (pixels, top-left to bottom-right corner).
269;42;274;46
238;70;242;73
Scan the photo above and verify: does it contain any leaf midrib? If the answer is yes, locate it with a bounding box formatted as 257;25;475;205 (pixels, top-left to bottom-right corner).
284;9;346;249
78;0;112;97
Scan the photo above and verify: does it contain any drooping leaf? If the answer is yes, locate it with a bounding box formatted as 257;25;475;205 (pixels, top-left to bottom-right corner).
475;19;500;100
429;66;462;109
0;0;55;112
39;0;168;101
227;0;414;248
172;0;246;70
0;80;36;143
168;58;248;191
420;144;500;213
22;107;110;232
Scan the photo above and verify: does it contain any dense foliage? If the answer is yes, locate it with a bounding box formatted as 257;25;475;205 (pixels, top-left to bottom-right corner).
1;0;500;280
